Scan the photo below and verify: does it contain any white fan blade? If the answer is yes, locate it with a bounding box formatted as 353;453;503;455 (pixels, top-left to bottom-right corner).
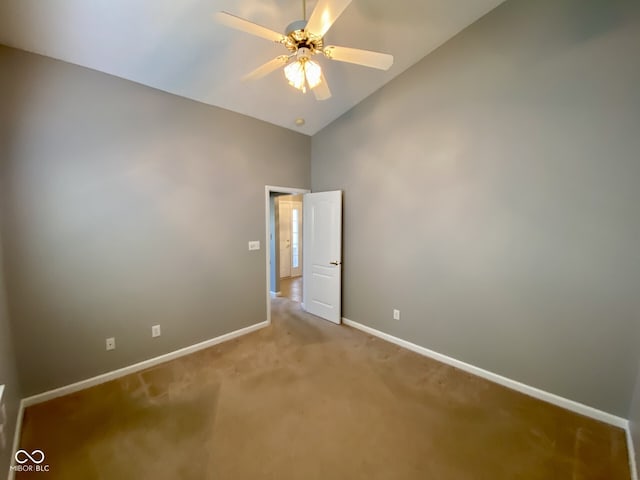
215;12;285;43
305;0;352;38
243;56;290;81
323;45;393;70
313;73;332;101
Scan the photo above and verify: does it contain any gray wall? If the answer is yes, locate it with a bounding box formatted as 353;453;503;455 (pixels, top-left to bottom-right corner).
0;46;310;396
0;214;20;480
312;0;640;416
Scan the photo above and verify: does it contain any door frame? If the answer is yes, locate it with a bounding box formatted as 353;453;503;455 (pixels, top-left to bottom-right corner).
265;185;310;324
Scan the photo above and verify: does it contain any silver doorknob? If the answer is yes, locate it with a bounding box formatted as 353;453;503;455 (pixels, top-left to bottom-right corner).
330;261;341;266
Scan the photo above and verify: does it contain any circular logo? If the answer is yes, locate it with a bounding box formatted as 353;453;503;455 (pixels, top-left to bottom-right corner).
15;449;45;465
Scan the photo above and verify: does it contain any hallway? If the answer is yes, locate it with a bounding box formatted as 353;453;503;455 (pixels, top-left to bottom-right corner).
279;276;302;303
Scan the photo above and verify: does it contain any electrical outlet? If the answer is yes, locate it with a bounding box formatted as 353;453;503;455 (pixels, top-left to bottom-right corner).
393;309;400;321
106;337;116;351
248;241;260;251
152;325;161;338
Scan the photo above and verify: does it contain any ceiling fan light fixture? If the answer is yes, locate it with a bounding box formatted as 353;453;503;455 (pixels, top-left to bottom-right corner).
284;60;307;92
284;56;322;93
305;59;322;89
216;0;393;102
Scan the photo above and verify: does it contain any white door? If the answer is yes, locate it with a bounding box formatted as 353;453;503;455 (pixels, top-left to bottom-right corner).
303;191;342;324
290;201;302;277
279;201;291;278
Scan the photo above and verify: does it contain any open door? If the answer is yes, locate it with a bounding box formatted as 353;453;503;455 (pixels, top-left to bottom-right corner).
302;191;342;324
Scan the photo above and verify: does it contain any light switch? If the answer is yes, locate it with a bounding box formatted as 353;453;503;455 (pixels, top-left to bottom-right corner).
248;241;260;251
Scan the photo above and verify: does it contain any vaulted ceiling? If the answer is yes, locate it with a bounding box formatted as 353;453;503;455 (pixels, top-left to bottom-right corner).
0;0;506;135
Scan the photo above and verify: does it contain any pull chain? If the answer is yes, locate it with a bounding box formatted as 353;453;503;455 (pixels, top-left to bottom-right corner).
303;0;306;20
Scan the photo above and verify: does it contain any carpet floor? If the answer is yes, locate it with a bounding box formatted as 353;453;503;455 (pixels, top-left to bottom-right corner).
16;297;630;479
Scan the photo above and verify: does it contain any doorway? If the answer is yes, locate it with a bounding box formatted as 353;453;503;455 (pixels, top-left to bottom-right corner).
265;186;343;326
265;186;309;324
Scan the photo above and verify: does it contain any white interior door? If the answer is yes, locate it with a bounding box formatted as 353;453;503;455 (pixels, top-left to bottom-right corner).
290;201;302;277
279;201;291;278
303;191;342;324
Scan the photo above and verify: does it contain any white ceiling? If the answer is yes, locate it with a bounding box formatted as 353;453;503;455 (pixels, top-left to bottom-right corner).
0;0;506;135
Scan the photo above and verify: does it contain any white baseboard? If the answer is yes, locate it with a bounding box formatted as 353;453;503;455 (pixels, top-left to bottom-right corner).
342;317;627;429
627;424;638;480
21;321;268;408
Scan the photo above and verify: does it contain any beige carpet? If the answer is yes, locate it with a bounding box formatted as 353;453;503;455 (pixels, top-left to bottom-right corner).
17;297;630;479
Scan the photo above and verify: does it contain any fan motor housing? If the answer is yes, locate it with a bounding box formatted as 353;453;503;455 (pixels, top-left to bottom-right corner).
284;20;323;54
285;20;307;35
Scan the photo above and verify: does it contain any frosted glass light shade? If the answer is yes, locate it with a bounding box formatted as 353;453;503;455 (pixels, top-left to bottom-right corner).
284;60;306;91
305;59;321;89
284;58;322;93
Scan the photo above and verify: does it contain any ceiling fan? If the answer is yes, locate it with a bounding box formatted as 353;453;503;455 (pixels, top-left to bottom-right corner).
215;0;394;101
